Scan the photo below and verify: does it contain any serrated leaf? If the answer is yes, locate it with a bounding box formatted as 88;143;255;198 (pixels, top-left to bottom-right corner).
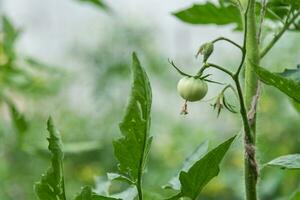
113;52;152;184
77;0;109;10
265;154;300;170
178;136;236;199
34;117;66;200
173;2;242;30
253;64;300;103
164;141;209;191
74;186;120;200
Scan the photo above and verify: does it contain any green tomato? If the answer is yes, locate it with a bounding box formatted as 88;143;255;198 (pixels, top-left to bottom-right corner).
177;77;208;102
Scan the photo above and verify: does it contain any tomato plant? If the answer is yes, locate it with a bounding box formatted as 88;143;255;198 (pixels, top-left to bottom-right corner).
1;0;300;200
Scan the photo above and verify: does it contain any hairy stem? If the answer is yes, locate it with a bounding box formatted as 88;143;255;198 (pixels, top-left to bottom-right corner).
244;0;259;199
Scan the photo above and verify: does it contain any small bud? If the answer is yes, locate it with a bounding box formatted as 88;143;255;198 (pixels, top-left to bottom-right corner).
196;42;214;63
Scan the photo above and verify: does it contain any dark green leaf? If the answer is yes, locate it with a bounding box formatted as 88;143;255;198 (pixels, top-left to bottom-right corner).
74;186;120;200
113;52;152;183
173;2;242;29
265;154;300;170
34;117;66;200
253;64;300;103
178;136;236;199
77;0;109;10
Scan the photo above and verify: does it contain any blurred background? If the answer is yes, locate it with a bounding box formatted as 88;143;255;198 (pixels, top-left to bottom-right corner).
0;0;300;199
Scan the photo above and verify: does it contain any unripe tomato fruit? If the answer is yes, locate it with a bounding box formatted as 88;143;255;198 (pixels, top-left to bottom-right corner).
177;77;208;102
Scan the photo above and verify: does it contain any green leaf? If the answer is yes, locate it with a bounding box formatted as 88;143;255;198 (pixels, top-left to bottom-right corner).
253;64;300;103
107;173;133;185
164;141;209;191
113;52;152;183
1;16;20;59
77;0;109;10
74;186;120;200
290;189;300;200
277;65;300;113
6;99;28;137
34;117;66;200
265;154;300;170
178;136;236;199
173;2;242;29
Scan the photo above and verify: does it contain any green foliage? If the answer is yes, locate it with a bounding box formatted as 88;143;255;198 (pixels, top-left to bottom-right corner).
35;117;66;200
74;186;120;200
173;1;242;29
253;64;300;103
113;52;152;184
168;136;236;200
165;141;209;191
1;16;20;60
6;100;28;138
265;154;300;170
290;190;300;200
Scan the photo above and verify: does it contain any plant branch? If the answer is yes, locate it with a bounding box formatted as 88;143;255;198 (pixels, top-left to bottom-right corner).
205;63;234;77
211;37;243;51
257;0;267;44
168;59;193;77
260;10;300;58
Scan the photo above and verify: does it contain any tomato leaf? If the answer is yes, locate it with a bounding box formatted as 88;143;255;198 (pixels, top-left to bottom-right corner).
265;154;300;170
113;53;152;183
173;2;242;30
74;186;121;200
164;141;209;191
169;136;236;199
253;64;300;103
34;117;66;200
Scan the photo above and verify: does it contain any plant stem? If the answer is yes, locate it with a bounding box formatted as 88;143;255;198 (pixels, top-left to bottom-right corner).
137;178;143;200
244;0;259;199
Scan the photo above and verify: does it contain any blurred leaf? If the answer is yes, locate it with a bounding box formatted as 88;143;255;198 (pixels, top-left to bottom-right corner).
34;117;66;200
173;2;242;29
176;136;236;199
113;53;152;183
253;64;300;103
1;16;20;59
291;100;300;114
75;186;120;200
290;189;300;200
77;0;109;10
266;154;300;170
164;141;209;191
6;99;28;137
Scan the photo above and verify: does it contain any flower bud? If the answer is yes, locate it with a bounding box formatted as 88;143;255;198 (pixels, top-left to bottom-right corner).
196;42;214;63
